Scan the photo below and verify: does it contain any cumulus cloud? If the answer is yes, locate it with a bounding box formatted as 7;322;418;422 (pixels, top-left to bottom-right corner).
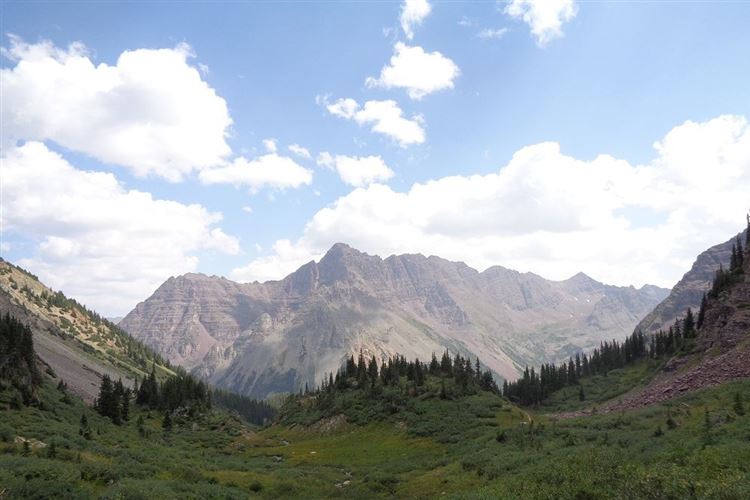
199;153;313;192
504;0;578;46
400;0;432;40
1;142;240;315
317;152;394;187
323;97;425;146
366;43;459;100
1;36;232;181
288;144;312;159
231;239;313;283
231;115;750;289
262;138;278;153
477;28;509;40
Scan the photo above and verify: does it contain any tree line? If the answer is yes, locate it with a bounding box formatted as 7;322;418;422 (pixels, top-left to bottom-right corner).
306;349;499;399
709;229;746;298
95;364;276;426
504;218;750;407
0;313;42;406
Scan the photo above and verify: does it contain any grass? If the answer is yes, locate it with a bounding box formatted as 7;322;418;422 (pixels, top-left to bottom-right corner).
2;373;750;498
538;358;666;412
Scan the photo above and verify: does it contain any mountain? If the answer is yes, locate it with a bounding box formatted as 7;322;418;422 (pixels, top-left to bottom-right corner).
0;259;172;402
635;229;747;334
120;244;667;399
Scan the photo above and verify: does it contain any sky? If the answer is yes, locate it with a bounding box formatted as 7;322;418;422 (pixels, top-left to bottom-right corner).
1;0;749;316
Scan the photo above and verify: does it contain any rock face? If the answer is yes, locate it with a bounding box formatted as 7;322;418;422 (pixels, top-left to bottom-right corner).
568;235;750;416
120;244;668;399
0;260;152;402
635;230;747;334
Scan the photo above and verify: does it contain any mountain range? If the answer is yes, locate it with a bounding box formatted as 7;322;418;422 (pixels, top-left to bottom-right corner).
120;244;668;399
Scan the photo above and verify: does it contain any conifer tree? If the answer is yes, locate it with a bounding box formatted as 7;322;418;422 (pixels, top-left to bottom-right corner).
578;384;585;401
79;413;92;440
162;411;172;431
683;308;695;338
697;294;708;330
737;236;744;268
734;392;745;416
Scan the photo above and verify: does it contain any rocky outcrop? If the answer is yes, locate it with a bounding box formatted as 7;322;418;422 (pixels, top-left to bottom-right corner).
635;230;746;334
121;244;668;399
562;233;750;416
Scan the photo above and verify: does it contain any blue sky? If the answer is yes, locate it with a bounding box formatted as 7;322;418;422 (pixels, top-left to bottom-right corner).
2;1;750;315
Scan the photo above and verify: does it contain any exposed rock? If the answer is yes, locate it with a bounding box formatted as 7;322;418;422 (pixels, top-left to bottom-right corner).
0;260;142;403
635;230;746;334
120;244;667;399
561;236;750;417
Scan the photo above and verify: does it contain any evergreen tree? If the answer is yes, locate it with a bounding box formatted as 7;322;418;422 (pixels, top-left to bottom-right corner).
734;392;745;416
683;308;695;339
578;384;585;401
736;236;744;268
137;415;146;437
697;294;708;330
162;411;172;431
79;413;92;440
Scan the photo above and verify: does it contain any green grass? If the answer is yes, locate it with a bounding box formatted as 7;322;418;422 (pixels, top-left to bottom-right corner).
2;374;750;498
538;358;666;412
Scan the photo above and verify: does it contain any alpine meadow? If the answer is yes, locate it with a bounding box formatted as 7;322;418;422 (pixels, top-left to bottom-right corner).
2;1;750;499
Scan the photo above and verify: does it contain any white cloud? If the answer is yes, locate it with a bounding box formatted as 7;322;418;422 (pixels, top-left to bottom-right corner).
324;97;425;147
262;138;278;153
366;43;459;100
199;153;313;192
458;16;474;28
232;115;750;290
477;28;509;40
317;152;395;187
231;239;313;283
1;142;240;315
288;144;311;159
504;0;578;46
1;36;232;181
242;205;254;214
400;0;432;40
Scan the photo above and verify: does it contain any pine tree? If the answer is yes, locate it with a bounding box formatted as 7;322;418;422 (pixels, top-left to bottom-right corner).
683;308;695;339
734;392;745;416
737;236;744;269
79;413;92;440
702;407;713;447
697;294;708;330
121;388;131;421
162;411;172;431
578;384;585;401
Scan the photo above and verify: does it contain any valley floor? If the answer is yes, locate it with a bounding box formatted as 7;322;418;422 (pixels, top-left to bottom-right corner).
2;376;750;499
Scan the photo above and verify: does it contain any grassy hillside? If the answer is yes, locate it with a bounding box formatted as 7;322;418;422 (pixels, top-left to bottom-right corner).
0;259;175;400
3;358;750;498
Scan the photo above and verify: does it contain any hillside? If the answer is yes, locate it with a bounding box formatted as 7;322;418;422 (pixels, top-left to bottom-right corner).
2;332;749;498
120;243;667;399
0;259;173;402
527;228;750;417
635;229;746;334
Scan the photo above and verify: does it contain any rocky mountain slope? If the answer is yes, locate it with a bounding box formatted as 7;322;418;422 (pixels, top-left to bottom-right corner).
566;230;750;416
120;244;667;399
0;259;172;402
635;229;746;334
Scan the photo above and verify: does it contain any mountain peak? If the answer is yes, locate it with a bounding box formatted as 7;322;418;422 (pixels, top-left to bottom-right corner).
565;272;600;285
